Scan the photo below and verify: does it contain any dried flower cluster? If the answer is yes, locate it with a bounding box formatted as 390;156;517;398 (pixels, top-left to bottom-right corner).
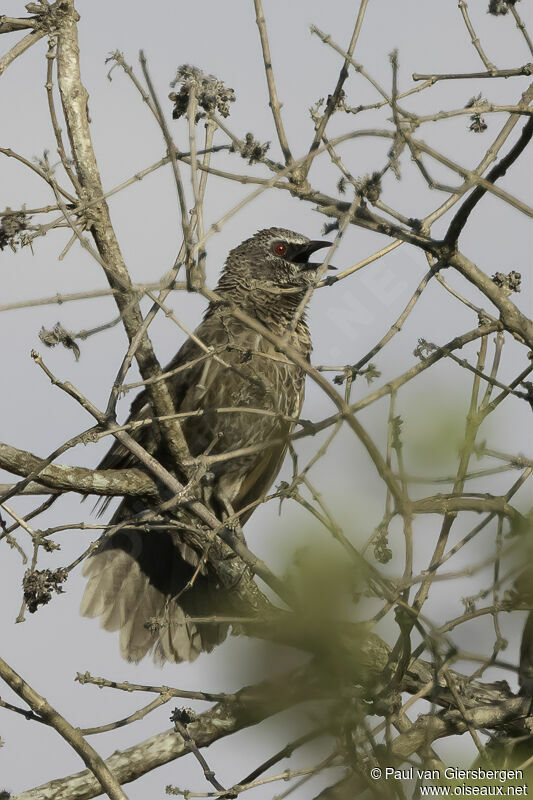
373;523;392;564
169;64;235;122
39;322;81;360
488;0;520;15
414;338;437;361
23;567;68;613
171;707;197;726
465;94;488;133
0;211;27;251
235;132;271;164
492;270;521;294
356;171;383;203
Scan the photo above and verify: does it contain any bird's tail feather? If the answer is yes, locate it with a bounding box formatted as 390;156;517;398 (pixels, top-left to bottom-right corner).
80;526;228;663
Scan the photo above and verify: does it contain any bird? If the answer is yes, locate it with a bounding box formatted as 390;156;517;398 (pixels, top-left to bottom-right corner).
81;227;334;664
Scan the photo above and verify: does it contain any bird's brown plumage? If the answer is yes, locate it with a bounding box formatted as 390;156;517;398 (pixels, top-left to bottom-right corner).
81;227;331;663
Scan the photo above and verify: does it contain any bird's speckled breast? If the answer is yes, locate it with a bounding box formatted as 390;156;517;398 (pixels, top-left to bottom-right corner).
179;315;307;468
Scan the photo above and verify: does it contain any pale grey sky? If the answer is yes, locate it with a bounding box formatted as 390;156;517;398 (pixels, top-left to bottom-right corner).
1;1;532;797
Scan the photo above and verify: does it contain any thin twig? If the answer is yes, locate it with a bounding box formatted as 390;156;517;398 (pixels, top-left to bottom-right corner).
305;1;370;177
253;0;293;165
412;64;533;82
509;3;533;58
445;115;533;244
458;1;497;72
139;51;195;286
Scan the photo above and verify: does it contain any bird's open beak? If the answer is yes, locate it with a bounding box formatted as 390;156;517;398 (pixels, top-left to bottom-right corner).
293;240;337;271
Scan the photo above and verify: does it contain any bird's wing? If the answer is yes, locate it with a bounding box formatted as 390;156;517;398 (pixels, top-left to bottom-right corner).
234;383;305;524
93;334;204;513
234;442;289;524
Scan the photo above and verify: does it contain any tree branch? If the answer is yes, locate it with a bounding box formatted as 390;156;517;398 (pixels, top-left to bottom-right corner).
54;0;192;474
304;1;370;179
0;656;129;800
0;29;45;76
13;667;313;800
0;441;157;498
253;0;293;165
445;116;533;244
12;635;526;800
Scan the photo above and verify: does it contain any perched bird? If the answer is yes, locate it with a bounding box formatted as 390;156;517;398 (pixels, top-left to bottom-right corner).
81;227;333;664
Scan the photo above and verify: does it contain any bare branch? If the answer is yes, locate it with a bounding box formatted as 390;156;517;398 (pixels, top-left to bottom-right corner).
14;668;314;800
412;63;533;82
304;1;370;178
253;0;293;165
0;655;129;800
0;28;45;76
458;1;497;72
445;115;533;244
0;440;157;498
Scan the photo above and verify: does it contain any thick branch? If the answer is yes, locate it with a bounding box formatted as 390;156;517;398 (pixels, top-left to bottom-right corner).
449;251;533;348
54;0;190;469
313;696;528;798
0;16;39;33
13;667;313;800
0;441;157;497
13;633;523;800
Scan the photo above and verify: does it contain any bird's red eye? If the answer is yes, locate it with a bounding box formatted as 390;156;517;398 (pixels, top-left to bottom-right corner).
273;242;288;257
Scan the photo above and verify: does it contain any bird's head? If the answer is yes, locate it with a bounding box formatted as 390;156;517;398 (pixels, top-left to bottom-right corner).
224;227;334;291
